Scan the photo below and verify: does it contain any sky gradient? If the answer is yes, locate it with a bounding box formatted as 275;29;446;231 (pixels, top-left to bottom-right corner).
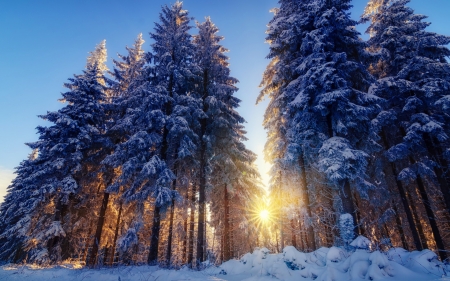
1;0;449;202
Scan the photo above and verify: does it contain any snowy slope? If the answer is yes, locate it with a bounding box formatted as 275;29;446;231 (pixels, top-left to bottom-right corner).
1;238;449;281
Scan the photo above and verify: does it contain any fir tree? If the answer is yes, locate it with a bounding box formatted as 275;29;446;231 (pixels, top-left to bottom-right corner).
365;0;450;259
193;17;261;264
1;41;110;263
260;0;380;243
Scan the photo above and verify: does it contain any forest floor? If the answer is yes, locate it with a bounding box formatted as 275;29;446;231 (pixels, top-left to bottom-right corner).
1;245;450;281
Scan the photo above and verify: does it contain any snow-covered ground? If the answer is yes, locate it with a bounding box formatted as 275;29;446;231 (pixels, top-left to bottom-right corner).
1;237;449;281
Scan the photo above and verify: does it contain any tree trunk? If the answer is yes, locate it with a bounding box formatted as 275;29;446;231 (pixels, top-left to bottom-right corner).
340;180;358;239
424;132;450;213
148;205;161;264
196;69;209;267
165;162;178;267
148;72;174;265
280;217;285;251
353;196;365;236
299;220;306;252
47;197;67;262
187;184;196;267
109;201;122;266
290;219;297;248
392;203;408;250
88;191;110;267
298;156;316;251
415;174;447;261
223;184;231;261
405;189;428;250
182;212;188;264
82;219;94;263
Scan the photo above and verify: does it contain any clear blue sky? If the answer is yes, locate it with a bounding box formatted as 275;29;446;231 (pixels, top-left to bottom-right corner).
1;0;449;201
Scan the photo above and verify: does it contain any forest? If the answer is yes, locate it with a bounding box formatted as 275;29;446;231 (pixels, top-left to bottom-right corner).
0;0;450;273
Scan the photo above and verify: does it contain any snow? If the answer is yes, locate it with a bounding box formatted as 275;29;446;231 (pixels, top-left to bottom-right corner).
351;236;372;249
2;238;448;281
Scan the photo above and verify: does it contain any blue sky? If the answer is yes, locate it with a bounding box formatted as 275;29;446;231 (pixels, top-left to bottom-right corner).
0;0;449;201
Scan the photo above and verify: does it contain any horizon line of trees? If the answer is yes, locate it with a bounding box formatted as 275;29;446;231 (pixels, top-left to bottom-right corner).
259;0;450;261
0;2;263;268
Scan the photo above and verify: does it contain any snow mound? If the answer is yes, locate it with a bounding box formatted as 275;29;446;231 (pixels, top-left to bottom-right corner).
351;235;372;249
1;237;448;281
215;237;448;281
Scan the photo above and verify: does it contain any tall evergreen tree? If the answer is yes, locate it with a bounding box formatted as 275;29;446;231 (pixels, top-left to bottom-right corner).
147;1;199;265
1;41;110;263
260;0;379;243
0;151;40;262
193;17;261;264
86;35;147;267
365;0;450;259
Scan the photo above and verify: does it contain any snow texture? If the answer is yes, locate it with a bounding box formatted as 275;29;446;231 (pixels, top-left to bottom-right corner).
1;237;448;281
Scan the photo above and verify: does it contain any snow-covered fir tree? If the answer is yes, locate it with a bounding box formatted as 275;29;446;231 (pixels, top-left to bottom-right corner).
260;0;380;245
0;41;109;264
0;150;39;262
148;1;200;266
192;17;262;265
365;0;450;259
258;0;318;252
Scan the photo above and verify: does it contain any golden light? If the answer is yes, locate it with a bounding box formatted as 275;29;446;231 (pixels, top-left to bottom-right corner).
259;209;270;222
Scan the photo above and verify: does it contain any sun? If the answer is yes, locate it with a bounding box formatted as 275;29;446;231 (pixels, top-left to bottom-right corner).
259;209;270;222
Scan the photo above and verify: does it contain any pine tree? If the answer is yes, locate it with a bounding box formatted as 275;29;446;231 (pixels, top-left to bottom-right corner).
365;0;450;259
149;2;199;266
2;41;110;264
0;151;39;262
86;34;147;267
260;0;379;243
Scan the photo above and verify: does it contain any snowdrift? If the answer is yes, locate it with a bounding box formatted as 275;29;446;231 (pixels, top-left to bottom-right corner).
1;236;449;281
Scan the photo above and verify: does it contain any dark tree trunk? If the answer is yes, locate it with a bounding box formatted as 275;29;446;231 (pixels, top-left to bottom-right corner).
148;205;161;264
187;184;197;267
405;189;428;250
88;192;110;267
230;218;235;258
165;162;178;267
196;69;209;266
148;73;174;265
353;196;365;236
165;199;176;267
109;201;122;266
182;210;188;264
392;203;408;250
223;184;231;261
424;132;450;213
340;180;358;238
298;156;316;251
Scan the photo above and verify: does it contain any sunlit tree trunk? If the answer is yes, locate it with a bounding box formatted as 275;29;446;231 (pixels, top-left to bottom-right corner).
109;201;122;266
165;161;179;267
88;190;110;267
405;189;428;250
298;156;316;251
223;184;231;261
187;183;196;266
196;69;209;266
